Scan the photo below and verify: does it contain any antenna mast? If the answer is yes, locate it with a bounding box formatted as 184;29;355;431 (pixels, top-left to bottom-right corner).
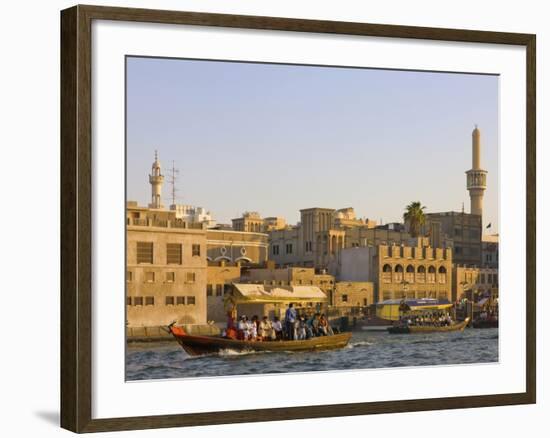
167;161;180;206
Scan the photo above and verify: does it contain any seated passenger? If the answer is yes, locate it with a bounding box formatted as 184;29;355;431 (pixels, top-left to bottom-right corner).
237;315;249;340
319;314;332;335
259;316;274;341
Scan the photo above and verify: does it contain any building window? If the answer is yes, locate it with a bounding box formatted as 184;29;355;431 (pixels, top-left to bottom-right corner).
405;265;415;283
394;264;403;283
216;284;223;296
455;246;462;255
145;271;155;283
363;298;368;306
427;266;436;283
186;272;196;283
136;241;153;264
342;294;348;303
166;243;182;264
481;273;486;284
165;271;175;283
286;243;293;254
165;296;174;305
272;245;280;255
382;264;392;283
187;296;196;305
192;244;201;257
176;296;185;305
134;296;143;306
126;296;132;305
438;266;447;284
145;296;154;306
126;271;132;282
206;284;213;296
224;284;232;295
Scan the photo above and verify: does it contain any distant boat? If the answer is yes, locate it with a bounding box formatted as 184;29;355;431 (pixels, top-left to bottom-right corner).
387;317;470;334
168;325;352;356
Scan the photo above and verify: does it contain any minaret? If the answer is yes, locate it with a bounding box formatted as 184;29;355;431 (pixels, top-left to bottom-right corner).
466;126;487;217
148;150;164;209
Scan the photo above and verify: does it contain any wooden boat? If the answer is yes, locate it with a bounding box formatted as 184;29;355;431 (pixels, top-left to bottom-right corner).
387;317;470;334
168;325;352;356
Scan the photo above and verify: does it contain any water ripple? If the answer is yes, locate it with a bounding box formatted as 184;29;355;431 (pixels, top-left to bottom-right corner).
126;328;498;380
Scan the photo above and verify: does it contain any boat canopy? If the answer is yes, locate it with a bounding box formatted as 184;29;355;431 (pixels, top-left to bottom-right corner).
230;283;327;304
376;298;453;321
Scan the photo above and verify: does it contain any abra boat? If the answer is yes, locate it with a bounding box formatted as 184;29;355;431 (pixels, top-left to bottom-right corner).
168;325;352;356
387;317;470;334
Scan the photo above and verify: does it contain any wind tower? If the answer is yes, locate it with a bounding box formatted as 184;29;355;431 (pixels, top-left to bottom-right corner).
466;125;487;218
148;150;164;209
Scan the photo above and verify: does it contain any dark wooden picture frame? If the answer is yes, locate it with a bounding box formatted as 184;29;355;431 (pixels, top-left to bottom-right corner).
60;4;536;433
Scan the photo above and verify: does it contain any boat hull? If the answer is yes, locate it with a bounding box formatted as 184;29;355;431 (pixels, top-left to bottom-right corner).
170;330;353;356
387;318;470;334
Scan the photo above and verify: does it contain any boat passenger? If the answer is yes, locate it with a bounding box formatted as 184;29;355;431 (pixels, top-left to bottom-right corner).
272;316;283;340
318;314;332;336
226;311;236;330
259;316;274;341
296;316;307;340
238;315;250;340
249;316;258;341
285;303;297;340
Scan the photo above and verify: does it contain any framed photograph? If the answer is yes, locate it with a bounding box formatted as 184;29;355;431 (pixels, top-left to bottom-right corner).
60;4;536;433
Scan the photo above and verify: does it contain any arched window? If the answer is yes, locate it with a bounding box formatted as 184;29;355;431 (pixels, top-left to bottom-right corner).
394;264;403;282
405;265;415;283
427;266;436;283
382;264;392;283
438;266;447;283
417;265;426;283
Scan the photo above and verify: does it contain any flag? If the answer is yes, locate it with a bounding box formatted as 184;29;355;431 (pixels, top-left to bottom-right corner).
486;223;491;229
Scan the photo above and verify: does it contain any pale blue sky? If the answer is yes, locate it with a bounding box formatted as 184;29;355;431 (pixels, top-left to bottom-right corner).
126;57;499;231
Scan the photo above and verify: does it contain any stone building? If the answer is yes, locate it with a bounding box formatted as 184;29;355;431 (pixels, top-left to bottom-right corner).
482;234;499;268
206;262;241;323
423;211;482;266
228;283;327;321
268;207;411;272
126;222;207;327
231;211;265;233
339;244;453;302
333;281;375;308
206;229;268;265
452;265;499;302
243;265;335;300
170;204;216;228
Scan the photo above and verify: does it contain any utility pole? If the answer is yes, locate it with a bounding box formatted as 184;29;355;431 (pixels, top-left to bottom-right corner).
167;160;179;206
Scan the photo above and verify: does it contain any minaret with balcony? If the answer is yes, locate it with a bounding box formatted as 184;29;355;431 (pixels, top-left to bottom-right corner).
466;126;487;218
148;150;164;209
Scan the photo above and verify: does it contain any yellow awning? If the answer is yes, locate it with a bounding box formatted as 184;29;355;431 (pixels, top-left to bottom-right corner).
230;283;327;304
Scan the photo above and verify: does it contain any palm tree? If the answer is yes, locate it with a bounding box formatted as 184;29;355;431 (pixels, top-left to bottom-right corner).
403;201;426;238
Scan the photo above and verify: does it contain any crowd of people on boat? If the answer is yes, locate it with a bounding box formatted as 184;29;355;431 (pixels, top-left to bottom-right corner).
223;303;334;342
399;311;454;327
